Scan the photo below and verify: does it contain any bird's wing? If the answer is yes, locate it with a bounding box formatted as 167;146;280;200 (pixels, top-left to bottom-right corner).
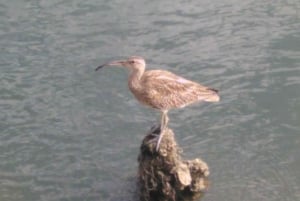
142;70;219;109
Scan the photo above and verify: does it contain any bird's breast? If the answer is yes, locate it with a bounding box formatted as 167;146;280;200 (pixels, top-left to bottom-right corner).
128;84;163;110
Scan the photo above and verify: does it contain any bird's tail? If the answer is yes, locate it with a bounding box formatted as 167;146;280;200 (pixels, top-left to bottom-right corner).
203;88;220;102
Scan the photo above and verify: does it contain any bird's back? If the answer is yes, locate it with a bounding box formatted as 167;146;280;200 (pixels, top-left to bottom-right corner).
134;70;219;110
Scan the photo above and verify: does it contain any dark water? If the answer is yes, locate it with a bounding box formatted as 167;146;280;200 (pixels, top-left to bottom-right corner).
1;0;300;201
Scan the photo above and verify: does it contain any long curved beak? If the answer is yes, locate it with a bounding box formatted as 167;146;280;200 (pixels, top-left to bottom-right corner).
95;60;126;71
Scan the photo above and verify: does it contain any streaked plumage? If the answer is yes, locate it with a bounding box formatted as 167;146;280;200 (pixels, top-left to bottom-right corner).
95;56;220;151
130;70;219;110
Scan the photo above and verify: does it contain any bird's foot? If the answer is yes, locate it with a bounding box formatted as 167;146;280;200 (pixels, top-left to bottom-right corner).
155;132;164;151
146;132;164;152
155;125;167;151
147;124;161;139
146;124;166;152
149;124;161;135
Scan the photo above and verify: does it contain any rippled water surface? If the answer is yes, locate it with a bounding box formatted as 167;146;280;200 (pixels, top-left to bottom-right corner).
1;0;300;201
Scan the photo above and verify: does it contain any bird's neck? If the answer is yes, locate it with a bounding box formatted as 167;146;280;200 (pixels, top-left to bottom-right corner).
128;67;144;91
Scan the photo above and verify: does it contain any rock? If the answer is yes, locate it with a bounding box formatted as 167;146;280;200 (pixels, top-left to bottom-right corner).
138;125;209;201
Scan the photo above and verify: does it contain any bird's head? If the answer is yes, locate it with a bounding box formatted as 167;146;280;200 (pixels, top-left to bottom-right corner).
95;56;146;71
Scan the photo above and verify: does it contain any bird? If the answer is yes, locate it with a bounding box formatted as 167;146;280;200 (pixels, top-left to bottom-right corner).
95;56;220;151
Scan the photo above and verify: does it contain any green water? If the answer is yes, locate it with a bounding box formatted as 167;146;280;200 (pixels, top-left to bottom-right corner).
0;0;299;201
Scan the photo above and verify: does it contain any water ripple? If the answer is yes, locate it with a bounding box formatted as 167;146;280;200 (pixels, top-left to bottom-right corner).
0;0;300;201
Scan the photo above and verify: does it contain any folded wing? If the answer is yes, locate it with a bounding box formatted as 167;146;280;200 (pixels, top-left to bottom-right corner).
141;70;219;109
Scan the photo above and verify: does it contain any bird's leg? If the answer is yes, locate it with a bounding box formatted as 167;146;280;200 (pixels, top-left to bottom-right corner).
161;111;169;130
156;110;169;151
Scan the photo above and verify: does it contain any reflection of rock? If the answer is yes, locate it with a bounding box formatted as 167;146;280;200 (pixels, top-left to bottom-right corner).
138;126;209;201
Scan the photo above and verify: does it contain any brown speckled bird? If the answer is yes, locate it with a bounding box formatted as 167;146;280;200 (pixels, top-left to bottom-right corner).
95;56;220;151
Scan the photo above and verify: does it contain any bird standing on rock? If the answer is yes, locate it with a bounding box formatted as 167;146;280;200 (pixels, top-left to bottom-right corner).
95;56;220;151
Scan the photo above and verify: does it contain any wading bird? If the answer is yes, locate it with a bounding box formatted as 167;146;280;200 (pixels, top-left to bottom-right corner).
95;56;220;151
